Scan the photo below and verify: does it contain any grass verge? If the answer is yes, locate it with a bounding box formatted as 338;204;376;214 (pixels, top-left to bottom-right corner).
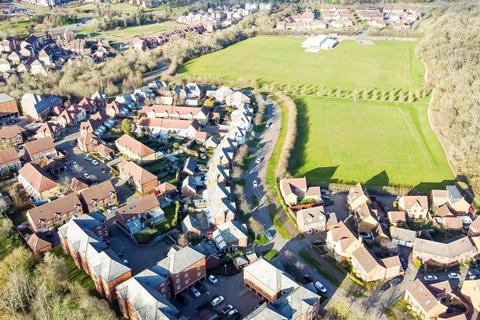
299;248;340;286
262;249;279;261
268;203;291;240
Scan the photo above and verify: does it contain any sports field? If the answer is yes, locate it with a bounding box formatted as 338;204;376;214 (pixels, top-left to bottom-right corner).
179;35;425;91
290;96;453;189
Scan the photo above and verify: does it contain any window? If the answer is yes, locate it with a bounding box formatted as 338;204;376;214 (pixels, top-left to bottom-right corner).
197;271;202;277
176;278;180;284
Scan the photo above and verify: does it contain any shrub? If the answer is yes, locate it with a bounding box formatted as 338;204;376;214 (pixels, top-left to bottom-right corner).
134;228;159;244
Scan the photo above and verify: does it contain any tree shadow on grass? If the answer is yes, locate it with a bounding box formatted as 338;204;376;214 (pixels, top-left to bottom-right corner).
304;166;339;185
364;170;389;188
289;97;309;174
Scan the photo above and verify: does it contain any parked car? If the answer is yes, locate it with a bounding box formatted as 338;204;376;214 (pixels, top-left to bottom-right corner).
85;156;92;161
321;189;331;195
390;277;403;286
265;230;275;240
83;173;90;179
221;305;234;315
468;269;480;277
227;309;239;318
448;272;460;279
208;275;218;284
91;159;99;166
380;282;391;291
253;179;259;187
423;275;438;282
211;296;224;307
266;122;272;128
255;158;262;164
304;274;313;283
190;287;201;298
314;281;327;293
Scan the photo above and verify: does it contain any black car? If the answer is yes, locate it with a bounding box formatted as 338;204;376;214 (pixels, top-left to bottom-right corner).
304;274;313;283
380;282;391;291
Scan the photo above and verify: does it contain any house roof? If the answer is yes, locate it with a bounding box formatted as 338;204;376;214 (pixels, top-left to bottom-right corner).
470;216;480;231
27;233;52;252
380;255;401;269
212;220;248;249
116;269;178;320
387;211;406;224
153;245;205;275
352;245;381;273
116;194;161;225
80;180;116;207
347;183;369;207
156;182;177;195
115;134;154;158
141;105;209;118
27;193;81;223
0;147;20;166
243;303;287;320
389;226;417;242
461;279;480;311
296;206;326;225
182;157;197;174
118;160;157;185
436;204;455;217
406;279;449;315
280;178;307;197
25;137;56;156
244;258;298;295
0;125;25;140
137;118;199;131
399;195;428;210
18;163;57;193
90;249;131;282
413;237;477;259
0;93;18;114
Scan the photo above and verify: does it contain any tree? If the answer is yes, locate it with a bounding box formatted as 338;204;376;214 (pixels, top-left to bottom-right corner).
248;217;265;238
121;119;132;135
178;234;189;248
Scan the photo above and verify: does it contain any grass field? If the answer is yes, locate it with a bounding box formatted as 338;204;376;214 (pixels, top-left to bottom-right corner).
290;96;453;189
81;21;182;42
179;35;425;92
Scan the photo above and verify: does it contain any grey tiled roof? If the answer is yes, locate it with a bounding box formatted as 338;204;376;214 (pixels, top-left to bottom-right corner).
153;245;205;275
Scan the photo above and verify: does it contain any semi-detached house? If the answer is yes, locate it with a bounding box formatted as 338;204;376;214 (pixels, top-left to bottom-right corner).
18;162;59;200
24;137;58;163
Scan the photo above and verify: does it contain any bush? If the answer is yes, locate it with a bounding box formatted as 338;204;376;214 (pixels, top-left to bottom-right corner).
133;228;159;244
262;249;279;261
414;258;422;269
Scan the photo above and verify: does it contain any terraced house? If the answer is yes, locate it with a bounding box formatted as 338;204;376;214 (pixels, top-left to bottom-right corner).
0;124;25;147
0;147;21;173
79;180;117;213
243;259;320;320
152;245;206;296
115;134;156;163
59;215;132;303
24;137;58;163
140;105;210;124
18;163;59;200
26;193;83;233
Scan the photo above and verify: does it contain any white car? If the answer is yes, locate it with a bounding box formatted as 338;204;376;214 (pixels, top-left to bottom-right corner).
211;296;224;307
253;179;258;187
423;275;438;282
72;161;78;166
266;122;272;128
448;272;460;279
255;158;262;164
227;309;239;318
314;281;327;293
221;305;233;315
208;275;218;284
190;287;201;298
85;156;92;161
83;173;90;179
91;159;99;166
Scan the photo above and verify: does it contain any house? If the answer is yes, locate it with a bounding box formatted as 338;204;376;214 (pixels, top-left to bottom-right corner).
18;163;59;200
105;101;121;118
156;182;177;198
181;213;210;238
116;269;179;320
347;183;371;210
193;240;221;269
118;160;158;194
351;246;402;282
181;176;196;198
58;217;132;303
182;157;197;176
212;220;248;251
243;259;320;320
70;177;89;194
152;245;206;296
431;186;472;215
413;237;478;267
353;202;379;233
21;94;63;121
469;216;480;237
296;206;327;234
0;58;10;72
24;137;58;163
115;134;156;163
0;124;25;147
437;216;464;231
398;196;429;220
279;177;321;206
387;211;407;227
136;118;200;139
404;279;464;320
26;193;83;233
76;132;114;159
0;147;21;173
80;180;117;213
115;194;164;235
460;279;480;320
80;111;108;136
225;91;251;109
35;122;62;140
26;233;53;253
326;222;362;261
390;226;417;247
30;59;47;76
141;105;210;124
0;93;19;123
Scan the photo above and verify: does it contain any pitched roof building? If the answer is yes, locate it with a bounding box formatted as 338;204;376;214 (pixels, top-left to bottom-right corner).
0;147;21;173
279;177;321;206
80;180;117;213
24;137;58;163
118;160;158;194
115;134;155;163
18;163;59;200
413;237;478;267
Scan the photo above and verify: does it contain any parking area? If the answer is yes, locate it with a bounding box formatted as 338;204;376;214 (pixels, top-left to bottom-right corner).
175;272;262;320
106;220;171;273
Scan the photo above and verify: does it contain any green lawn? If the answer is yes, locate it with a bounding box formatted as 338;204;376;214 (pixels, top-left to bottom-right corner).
179;35;425;92
81;21;182;41
290;96;453;190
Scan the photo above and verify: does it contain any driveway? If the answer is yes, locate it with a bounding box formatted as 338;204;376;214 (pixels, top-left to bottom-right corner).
107;220;171;274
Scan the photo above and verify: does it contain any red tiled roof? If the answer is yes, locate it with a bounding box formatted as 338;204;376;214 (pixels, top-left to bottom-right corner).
18;163;57;193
